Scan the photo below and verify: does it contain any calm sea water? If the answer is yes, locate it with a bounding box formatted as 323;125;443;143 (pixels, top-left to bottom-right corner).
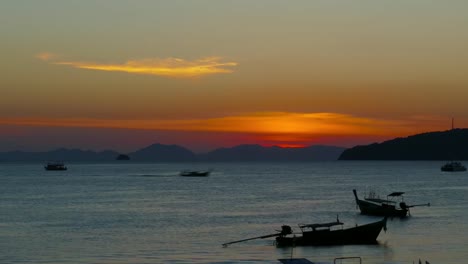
1;161;467;264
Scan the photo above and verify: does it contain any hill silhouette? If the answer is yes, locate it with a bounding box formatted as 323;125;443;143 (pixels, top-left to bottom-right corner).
339;129;468;160
198;144;345;162
0;144;345;162
128;143;196;162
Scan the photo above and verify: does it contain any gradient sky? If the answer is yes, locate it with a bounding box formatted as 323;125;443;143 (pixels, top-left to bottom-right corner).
1;1;468;153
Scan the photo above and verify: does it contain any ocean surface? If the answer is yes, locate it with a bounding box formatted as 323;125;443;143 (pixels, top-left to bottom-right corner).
1;161;467;264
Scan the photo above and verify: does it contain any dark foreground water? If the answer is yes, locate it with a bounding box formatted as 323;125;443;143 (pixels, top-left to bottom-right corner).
1;161;467;263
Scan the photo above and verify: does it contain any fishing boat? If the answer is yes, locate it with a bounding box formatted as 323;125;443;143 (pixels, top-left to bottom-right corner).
275;217;387;247
441;118;466;172
179;170;211;177
222;217;387;248
353;189;429;217
441;161;466;172
278;257;362;264
44;161;67;171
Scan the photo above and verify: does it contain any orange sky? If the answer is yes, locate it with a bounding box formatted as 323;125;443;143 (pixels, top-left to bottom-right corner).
1;1;468;152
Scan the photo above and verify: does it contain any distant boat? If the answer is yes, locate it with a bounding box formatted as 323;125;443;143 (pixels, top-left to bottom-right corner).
353;189;430;217
278;256;362;264
441;161;466;172
441;118;466;172
222;217;387;247
44;161;67;171
179;170;211;177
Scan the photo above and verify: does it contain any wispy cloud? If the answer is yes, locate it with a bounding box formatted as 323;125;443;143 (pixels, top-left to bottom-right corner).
35;52;58;61
36;52;238;78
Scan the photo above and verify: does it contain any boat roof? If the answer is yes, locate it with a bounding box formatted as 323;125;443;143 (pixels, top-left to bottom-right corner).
388;192;405;197
299;221;343;229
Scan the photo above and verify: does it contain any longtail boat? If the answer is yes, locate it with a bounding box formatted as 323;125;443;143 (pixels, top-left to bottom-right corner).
353;189;429;217
222;217;387;248
275;217;387;247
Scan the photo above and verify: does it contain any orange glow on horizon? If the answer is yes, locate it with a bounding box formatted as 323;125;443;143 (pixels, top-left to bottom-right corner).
0;112;454;148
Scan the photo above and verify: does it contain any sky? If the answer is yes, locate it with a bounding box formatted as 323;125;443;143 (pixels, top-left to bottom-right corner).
1;1;468;153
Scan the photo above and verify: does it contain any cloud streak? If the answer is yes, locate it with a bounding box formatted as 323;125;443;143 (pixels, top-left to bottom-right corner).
37;53;238;78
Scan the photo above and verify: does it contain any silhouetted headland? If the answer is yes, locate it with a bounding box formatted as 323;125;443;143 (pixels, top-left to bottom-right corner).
339;129;468;160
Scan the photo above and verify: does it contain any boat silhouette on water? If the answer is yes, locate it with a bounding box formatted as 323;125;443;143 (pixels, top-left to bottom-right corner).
275;217;387;247
222;217;387;248
44;161;67;171
441;118;466;172
353;189;429;217
179;170;211;177
441;161;466;172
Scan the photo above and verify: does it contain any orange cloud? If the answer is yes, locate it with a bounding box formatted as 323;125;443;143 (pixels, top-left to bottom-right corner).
36;52;238;78
0;112;450;138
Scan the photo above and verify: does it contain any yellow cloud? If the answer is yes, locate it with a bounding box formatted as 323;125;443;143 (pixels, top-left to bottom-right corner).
36;53;238;78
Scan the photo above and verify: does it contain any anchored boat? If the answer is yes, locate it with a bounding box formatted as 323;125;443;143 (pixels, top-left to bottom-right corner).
222;217;387;248
275;217;387;247
44;161;67;171
353;189;429;217
179;170;211;177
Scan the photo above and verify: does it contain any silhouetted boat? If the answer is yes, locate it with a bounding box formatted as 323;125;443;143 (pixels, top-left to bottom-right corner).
441;161;466;172
179;170;211;177
222;217;387;247
44;161;67;171
275;217;387;247
441;118;466;172
278;256;428;263
278;256;362;264
353;189;429;217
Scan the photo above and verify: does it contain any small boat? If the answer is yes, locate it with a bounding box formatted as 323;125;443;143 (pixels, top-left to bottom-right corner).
441;161;466;172
275;217;387;247
222;217;387;248
179;170;211;177
278;256;362;264
44;161;67;171
441;118;466;172
353;189;429;217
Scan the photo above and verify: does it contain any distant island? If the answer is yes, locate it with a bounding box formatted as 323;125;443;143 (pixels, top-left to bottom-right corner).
339;128;468;160
0;144;345;162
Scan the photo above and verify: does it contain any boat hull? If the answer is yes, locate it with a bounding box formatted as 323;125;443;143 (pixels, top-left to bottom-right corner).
45;167;67;171
180;171;210;177
275;218;386;247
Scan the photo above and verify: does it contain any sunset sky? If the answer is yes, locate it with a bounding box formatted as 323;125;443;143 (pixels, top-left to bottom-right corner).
1;1;468;153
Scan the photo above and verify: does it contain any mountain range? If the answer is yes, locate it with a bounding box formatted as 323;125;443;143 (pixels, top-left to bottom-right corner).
4;128;467;162
0;144;345;162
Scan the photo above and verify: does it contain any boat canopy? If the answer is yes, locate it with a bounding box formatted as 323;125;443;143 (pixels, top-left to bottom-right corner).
299;221;343;230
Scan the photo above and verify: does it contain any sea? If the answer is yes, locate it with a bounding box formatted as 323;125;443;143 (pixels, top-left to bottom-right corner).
1;161;467;264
